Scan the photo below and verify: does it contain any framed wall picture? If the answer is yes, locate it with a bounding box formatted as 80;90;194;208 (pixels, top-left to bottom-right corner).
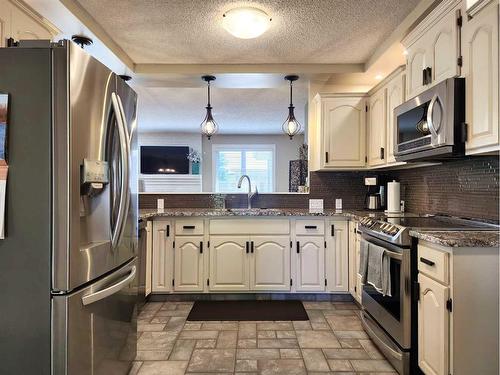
0;93;8;164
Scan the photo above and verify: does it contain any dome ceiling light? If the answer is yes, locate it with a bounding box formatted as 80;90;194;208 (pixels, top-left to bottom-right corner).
282;75;302;140
222;7;272;39
200;75;219;140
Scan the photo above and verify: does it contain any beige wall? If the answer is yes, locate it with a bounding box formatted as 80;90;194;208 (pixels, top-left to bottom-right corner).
201;134;305;192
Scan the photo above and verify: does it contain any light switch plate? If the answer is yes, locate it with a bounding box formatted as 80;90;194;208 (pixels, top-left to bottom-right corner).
309;199;324;214
335;198;343;212
157;198;164;212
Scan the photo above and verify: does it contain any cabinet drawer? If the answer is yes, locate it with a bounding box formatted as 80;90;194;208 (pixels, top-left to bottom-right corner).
418;244;449;285
175;219;204;235
295;220;325;235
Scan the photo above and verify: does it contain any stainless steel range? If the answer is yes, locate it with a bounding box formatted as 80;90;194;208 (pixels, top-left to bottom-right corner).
357;214;497;375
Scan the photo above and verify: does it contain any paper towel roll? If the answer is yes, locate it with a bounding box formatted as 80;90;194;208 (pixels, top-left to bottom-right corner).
386;180;401;213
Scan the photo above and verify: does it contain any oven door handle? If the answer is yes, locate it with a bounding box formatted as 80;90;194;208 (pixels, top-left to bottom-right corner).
426;94;442;137
360;239;403;261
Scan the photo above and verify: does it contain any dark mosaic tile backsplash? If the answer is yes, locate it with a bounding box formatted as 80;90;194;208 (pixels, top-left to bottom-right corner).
139;156;499;221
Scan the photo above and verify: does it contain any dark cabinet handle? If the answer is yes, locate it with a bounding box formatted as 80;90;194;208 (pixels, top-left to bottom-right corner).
420;257;435;266
422;69;427;85
426;67;432;84
296;241;300;254
325;152;329;163
331;224;335;236
305;225;317;229
166;224;170;237
183;225;195;229
380;147;385;160
246;241;249;254
251;241;254;253
200;241;203;254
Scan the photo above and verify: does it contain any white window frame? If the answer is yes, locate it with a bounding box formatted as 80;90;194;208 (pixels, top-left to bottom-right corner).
211;144;277;193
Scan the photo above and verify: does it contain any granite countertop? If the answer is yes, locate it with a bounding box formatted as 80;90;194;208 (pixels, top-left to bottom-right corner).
409;230;500;248
139;208;376;220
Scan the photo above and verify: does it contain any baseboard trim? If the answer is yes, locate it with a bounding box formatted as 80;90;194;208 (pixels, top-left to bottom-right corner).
148;293;354;302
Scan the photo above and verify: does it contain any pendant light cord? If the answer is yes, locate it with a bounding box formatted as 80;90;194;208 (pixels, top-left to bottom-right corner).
207;81;211;107
289;80;293;107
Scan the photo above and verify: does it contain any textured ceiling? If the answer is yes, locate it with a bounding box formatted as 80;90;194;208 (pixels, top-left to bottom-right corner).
134;82;308;134
75;0;420;64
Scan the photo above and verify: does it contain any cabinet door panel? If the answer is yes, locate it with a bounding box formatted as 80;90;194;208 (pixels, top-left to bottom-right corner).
348;221;357;297
323;97;366;167
152;221;173;292
145;221;153;296
296;236;325;292
430;8;460;83
209;236;249;291
418;274;449;375
463;1;499;154
10;3;53;40
368;89;386;167
251;236;290;291
174;236;204;292
327;221;348;292
407;48;427;98
386;74;405;165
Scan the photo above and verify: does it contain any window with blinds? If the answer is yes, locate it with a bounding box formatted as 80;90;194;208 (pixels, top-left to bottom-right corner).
213;145;275;193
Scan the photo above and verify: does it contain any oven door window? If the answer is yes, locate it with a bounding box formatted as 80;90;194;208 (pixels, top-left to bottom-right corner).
397;101;431;144
364;258;401;321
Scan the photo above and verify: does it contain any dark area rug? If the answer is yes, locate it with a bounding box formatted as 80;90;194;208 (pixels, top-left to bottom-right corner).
187;300;309;321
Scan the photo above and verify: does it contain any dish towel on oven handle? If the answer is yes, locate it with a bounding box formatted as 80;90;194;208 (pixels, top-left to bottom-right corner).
366;242;392;297
358;240;369;284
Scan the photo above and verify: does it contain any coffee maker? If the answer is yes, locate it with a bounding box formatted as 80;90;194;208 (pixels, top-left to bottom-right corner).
364;176;386;210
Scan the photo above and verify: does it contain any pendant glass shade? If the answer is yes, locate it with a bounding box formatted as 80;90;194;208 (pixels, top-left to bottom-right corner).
282;75;302;139
200;106;218;140
200;75;218;139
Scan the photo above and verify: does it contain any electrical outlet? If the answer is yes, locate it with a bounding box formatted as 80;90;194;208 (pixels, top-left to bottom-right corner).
309;199;324;214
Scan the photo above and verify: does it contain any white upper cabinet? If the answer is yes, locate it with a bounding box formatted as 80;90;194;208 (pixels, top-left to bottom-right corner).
209;236;249;291
310;94;367;170
403;0;462;99
296;236;325;292
462;0;499;154
0;0;57;46
386;72;406;165
367;88;387;167
174;236;204;292
250;236;290;291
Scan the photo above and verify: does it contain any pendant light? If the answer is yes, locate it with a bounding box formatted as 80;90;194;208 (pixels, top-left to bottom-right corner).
200;75;218;140
282;75;302;140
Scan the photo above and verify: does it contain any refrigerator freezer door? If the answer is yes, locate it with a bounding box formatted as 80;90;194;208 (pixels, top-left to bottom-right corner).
52;43;135;292
52;258;138;375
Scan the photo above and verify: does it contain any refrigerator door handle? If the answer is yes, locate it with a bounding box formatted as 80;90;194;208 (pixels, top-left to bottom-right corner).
110;92;130;249
82;265;136;306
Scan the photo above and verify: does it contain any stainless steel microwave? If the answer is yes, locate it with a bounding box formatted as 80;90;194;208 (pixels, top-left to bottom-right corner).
394;77;465;161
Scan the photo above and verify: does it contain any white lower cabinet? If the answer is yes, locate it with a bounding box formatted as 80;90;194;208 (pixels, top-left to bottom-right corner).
296;236;325;292
251;236;290;291
348;221;361;302
174;236;204;292
209;235;291;292
327;221;348;292
417;241;499;375
152;220;173;292
209;236;249;291
150;217;351;296
418;273;450;375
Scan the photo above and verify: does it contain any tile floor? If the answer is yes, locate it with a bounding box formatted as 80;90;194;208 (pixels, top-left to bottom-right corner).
131;301;397;375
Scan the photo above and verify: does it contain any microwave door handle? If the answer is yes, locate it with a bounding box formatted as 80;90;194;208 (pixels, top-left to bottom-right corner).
110;92;129;249
426;94;440;137
82;266;136;306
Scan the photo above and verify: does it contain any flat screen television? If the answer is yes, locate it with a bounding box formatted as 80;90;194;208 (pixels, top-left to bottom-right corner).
140;146;190;174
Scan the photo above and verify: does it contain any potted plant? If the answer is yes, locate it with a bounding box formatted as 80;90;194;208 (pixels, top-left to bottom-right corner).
187;149;202;175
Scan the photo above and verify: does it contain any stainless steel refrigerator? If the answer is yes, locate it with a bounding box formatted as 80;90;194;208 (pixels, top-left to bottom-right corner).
0;40;138;374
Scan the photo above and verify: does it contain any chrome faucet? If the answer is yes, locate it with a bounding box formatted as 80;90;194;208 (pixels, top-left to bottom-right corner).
237;174;258;209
